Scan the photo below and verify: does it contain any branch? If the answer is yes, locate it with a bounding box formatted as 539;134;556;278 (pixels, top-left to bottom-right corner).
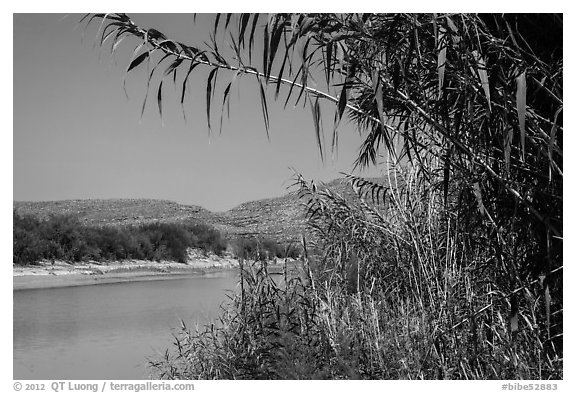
125;22;383;129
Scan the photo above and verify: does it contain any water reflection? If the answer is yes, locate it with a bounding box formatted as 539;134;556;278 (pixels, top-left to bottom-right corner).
13;272;239;380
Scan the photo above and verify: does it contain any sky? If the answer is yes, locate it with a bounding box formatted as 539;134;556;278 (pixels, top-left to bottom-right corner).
13;13;381;212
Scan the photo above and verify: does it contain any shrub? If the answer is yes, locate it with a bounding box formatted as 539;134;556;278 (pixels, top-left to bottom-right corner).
13;210;229;265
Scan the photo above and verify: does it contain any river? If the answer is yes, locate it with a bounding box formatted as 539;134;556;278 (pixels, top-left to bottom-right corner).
13;271;239;380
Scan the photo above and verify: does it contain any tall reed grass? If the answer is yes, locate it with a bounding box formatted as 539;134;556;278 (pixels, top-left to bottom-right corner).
151;165;562;379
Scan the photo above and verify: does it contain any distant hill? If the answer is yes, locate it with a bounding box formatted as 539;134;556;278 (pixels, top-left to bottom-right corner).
13;199;216;227
13;177;385;245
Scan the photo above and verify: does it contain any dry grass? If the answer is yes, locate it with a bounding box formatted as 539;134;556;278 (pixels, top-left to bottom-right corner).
150;165;562;380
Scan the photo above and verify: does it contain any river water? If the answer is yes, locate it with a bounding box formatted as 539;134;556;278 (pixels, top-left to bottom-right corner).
13;271;239;380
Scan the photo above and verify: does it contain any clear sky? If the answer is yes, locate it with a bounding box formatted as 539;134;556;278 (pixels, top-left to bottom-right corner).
13;13;381;212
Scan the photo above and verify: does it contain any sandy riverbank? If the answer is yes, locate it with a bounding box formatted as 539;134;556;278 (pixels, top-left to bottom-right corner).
13;249;243;290
13;250;295;291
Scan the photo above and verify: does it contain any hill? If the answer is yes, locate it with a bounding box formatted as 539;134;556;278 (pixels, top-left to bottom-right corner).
13;177;383;245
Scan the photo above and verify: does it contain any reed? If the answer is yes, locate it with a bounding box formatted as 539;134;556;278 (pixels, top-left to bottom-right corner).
151;165;562;379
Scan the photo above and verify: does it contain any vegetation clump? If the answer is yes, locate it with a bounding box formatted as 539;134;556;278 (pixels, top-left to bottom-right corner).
13;211;227;264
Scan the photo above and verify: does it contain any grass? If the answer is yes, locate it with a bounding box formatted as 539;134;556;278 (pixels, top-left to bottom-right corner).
150;166;562;380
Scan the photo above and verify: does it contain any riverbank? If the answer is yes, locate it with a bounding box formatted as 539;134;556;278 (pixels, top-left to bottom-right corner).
13;249;243;290
13;250;296;290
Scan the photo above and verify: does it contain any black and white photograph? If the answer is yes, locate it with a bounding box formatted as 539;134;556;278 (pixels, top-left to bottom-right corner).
11;8;564;387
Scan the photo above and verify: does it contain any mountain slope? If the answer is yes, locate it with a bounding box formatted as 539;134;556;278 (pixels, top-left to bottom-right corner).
13;177;385;244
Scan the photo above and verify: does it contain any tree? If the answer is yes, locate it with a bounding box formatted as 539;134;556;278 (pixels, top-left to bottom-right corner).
83;13;562;378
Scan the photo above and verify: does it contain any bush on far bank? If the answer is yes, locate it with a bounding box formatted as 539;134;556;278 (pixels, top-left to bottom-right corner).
12;211;227;265
231;237;302;262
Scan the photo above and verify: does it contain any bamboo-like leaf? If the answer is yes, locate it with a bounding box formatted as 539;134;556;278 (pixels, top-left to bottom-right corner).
325;41;333;86
224;13;232;30
93;14;110;48
443;152;450;206
337;84;348;122
100;22;121;47
295;39;313;106
180;62;200;104
238;13;250;48
509;295;519;338
311;97;324;162
548;107;562;181
147;28;166;41
263;23;270;80
111;34;127;55
220;82;233;134
206;68;218;131
283;66;302;109
275;47;290;100
438;26;447;97
124;43;147;97
139;52;172;121
127;51;149;73
472;182;486;216
446;16;459;33
248;14;260;64
331;116;339;157
213;14;221;38
157;80;163;122
258;79;270;140
373;70;385;128
268;18;284;77
545;281;551;340
472;50;491;110
504;127;513;174
164;58;184;78
516;70;527;160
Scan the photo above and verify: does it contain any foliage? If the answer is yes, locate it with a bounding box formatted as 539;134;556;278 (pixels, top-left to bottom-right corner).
232;237;301;261
13;211;227;264
83;13;562;379
84;12;562;277
151;167;561;379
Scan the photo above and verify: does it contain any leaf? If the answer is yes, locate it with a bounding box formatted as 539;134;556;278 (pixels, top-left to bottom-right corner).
164;58;184;78
548;107;562;181
258;79;270;140
238;13;251;48
443;152;450;206
263;23;269;80
472;182;486;216
100;22;122;47
224;13;232;30
373;70;385;128
127;51;149;73
268;18;284;77
446;16;458;33
310;97;324;162
544;280;551;340
283;66;302;109
213;13;221;38
157;80;163;122
111;32;129;55
504;127;513;175
248;14;260;64
180;62;200;104
275;47;290;100
206;68;218;131
337;83;348;122
472;50;491;111
220;82;233;134
509;295;519;338
437;26;447;97
516;70;527;160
